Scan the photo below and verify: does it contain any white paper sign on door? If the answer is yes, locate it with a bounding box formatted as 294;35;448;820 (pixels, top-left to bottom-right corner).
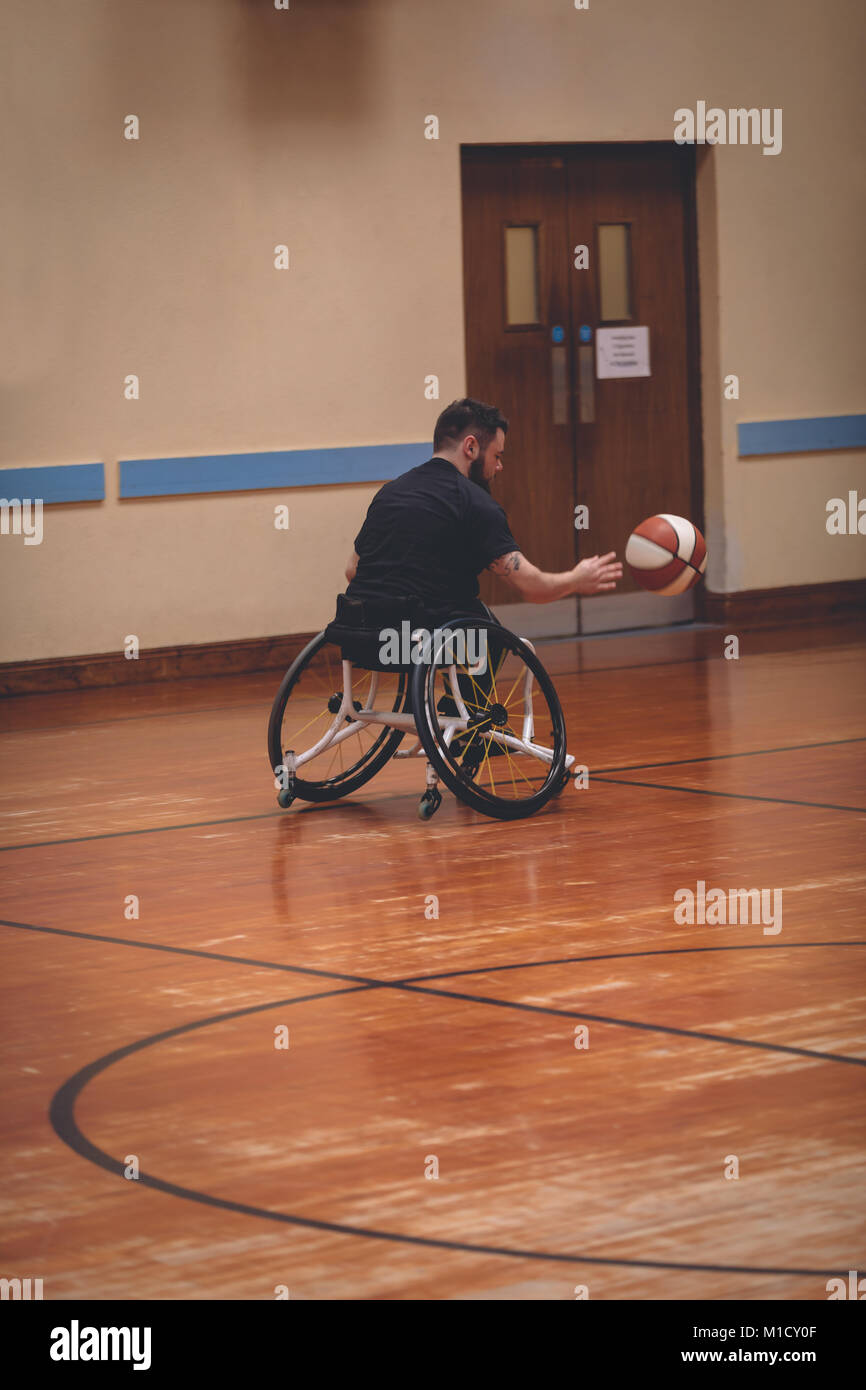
595;326;650;378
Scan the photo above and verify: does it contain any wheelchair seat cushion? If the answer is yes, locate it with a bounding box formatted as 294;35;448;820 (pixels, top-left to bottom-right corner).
323;593;502;674
323;592;427;673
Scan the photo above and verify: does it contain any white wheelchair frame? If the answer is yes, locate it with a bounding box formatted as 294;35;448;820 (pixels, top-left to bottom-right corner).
281;635;575;786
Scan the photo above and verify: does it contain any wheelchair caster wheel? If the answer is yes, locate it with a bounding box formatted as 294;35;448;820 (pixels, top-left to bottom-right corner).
277;788;295;809
418;789;442;820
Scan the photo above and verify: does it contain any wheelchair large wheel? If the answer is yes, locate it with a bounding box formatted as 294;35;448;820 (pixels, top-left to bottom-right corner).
410;619;566;820
267;632;407;803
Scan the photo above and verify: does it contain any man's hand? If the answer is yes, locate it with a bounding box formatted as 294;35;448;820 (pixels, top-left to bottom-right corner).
573;551;623;595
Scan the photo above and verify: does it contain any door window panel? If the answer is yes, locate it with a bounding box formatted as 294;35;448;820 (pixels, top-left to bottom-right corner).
504;225;540;326
597;223;632;322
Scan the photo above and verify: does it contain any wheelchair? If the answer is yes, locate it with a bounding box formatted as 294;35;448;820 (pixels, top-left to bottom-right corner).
267;594;574;821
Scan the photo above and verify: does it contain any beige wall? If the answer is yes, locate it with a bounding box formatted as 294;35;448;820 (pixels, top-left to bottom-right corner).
1;0;864;662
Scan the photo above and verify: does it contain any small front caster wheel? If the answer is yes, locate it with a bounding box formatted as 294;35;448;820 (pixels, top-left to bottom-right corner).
277;788;295;809
418;789;442;820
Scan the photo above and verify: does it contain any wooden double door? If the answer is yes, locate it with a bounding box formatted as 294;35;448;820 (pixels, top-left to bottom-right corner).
461;144;703;634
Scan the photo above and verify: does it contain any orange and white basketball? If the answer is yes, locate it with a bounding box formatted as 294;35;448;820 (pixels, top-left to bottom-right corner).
625;514;707;595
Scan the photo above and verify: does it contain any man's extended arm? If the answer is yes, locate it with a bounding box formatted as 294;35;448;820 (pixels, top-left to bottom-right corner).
487;549;622;602
345;549;359;582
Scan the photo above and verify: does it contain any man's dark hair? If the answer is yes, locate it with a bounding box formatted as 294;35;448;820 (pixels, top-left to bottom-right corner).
433;398;508;454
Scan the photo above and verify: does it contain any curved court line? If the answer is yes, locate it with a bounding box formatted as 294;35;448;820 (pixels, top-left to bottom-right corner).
399;939;866;983
49;947;865;1279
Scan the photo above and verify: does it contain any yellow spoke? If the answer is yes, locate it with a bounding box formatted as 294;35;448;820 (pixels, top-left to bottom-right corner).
303;672;333;697
493;646;525;709
443;702;488;768
487;642;513;710
285;705;337;745
484;726;541;796
324;740;341;779
478;731;496;792
501;740;520;798
506;746;539;791
448;719;483;763
352;671;378;699
499;666;525;710
454;663;491;711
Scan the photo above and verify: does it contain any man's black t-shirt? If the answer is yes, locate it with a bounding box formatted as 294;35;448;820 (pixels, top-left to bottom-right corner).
346;457;518;622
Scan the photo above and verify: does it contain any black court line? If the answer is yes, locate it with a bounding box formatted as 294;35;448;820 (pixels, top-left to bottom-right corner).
48;968;864;1279
0;918;383;988
7;916;863;983
2;733;863;854
388;980;865;1066
591;775;866;815
592;735;866;775
0;810;282;853
399;940;866;983
6;919;866;1065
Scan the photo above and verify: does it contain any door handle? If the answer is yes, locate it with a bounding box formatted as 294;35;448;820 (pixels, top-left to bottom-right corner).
578;343;595;423
551;343;568;425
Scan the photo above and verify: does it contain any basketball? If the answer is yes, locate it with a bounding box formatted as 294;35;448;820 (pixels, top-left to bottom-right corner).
625;513;708;594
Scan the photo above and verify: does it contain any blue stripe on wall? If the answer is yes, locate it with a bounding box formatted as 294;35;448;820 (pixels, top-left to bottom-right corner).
120;443;432;498
0;464;105;503
738;414;866;457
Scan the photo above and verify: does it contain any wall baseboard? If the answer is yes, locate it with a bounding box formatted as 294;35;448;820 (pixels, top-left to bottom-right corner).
0;632;320;697
703;578;866;627
2;578;864;696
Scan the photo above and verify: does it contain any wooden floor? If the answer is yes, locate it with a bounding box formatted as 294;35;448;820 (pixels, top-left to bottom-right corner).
1;619;864;1301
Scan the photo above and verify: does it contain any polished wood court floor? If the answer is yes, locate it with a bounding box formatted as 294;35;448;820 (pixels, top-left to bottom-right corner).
1;619;864;1301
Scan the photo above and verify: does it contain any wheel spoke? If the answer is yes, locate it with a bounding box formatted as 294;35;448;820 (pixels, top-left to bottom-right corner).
455;661;491;712
499;665;525;711
272;641;405;793
425;633;562;809
505;746;539;792
285;705;335;743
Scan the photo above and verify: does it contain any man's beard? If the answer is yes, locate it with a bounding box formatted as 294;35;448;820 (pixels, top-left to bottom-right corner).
469;456;490;493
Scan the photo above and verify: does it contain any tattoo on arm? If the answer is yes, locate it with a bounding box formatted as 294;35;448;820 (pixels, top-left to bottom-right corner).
488;550;522;577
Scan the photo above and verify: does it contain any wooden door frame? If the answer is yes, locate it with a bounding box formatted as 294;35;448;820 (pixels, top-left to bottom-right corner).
460;141;706;623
